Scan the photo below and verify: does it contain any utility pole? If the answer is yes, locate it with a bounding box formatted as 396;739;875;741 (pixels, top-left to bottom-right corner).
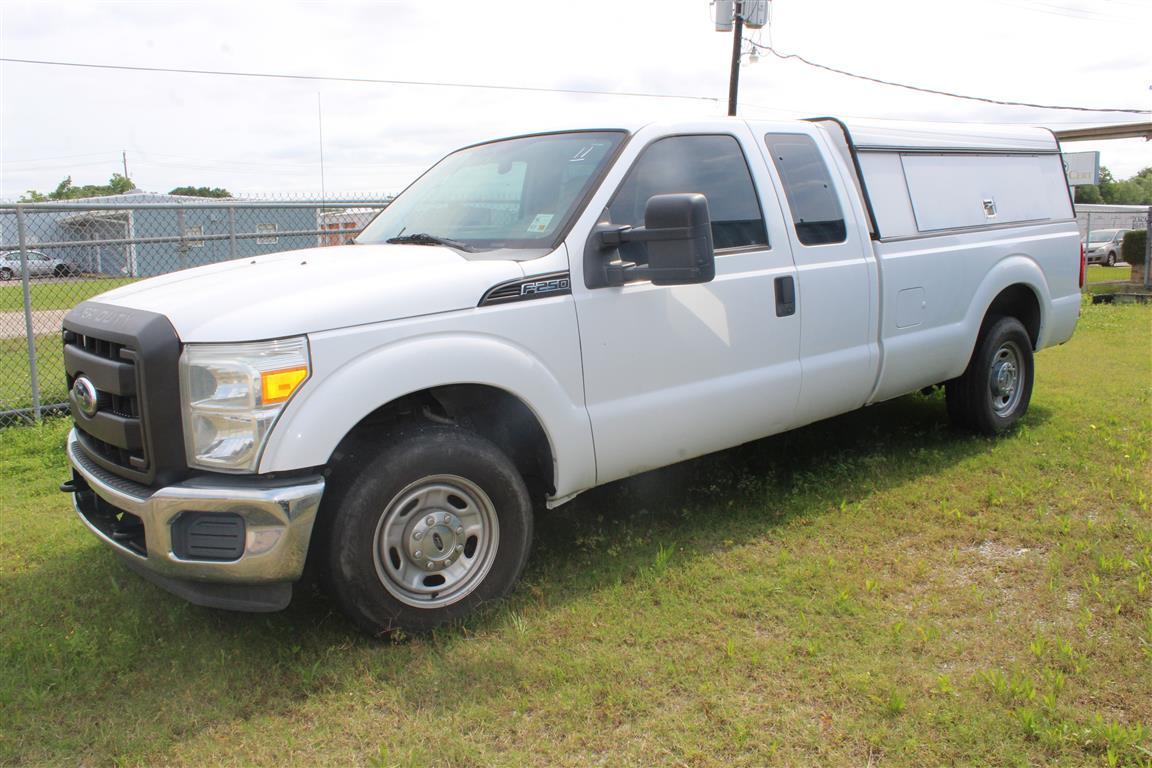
727;2;744;116
122;150;129;181
716;1;767;116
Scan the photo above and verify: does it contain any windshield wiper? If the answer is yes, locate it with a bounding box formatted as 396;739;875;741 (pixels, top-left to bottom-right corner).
385;233;476;252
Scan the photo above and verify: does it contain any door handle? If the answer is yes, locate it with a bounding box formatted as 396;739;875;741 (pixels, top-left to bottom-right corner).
774;276;796;317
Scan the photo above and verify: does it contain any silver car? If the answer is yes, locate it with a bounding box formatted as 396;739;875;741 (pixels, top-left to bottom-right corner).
0;250;78;281
1084;229;1127;266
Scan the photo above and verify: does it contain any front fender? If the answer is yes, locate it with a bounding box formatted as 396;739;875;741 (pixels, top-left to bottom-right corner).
258;331;595;500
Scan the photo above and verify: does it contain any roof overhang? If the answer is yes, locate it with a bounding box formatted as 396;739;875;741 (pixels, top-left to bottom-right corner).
1052;122;1152;142
60;210;130;226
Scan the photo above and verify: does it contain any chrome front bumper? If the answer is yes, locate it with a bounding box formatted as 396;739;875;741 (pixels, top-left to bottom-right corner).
67;429;324;590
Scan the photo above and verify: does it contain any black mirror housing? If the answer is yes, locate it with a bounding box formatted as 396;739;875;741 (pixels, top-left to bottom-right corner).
642;193;715;286
585;193;716;288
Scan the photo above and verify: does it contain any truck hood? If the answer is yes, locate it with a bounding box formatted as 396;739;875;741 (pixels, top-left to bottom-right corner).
89;244;525;341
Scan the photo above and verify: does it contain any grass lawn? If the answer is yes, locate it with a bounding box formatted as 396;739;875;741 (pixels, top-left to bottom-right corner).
0;277;137;312
1087;263;1141;285
1;301;1149;767
0;335;67;419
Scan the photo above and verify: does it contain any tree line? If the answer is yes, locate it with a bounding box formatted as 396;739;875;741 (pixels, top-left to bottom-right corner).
1073;167;1152;206
20;175;231;202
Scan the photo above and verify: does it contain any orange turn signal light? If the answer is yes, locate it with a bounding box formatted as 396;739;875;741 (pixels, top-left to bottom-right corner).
261;366;308;405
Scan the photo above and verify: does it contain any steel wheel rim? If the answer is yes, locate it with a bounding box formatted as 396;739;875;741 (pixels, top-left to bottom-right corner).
372;474;500;609
988;340;1024;418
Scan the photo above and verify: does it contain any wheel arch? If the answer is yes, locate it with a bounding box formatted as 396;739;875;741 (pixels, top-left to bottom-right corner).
258;333;596;501
957;257;1051;375
325;383;557;502
982;283;1041;349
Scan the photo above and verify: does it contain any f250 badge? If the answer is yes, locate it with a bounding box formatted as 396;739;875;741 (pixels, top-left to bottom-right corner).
521;277;570;296
479;272;572;306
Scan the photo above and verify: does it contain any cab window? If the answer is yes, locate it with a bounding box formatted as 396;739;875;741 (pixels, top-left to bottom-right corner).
607;134;768;263
764;133;847;246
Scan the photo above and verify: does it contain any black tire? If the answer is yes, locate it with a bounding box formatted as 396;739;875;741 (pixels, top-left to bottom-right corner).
0;268;12;281
53;265;67;277
321;424;533;636
946;316;1034;435
1107;251;1118;267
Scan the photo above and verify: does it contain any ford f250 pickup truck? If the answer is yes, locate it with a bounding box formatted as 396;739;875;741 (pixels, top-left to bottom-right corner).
61;117;1082;634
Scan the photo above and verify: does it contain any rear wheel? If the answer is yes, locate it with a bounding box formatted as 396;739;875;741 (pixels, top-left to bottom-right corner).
0;268;12;281
1106;250;1117;267
946;316;1034;435
322;424;533;636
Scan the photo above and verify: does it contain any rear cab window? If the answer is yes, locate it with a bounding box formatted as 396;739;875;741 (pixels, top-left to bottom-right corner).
764;133;847;246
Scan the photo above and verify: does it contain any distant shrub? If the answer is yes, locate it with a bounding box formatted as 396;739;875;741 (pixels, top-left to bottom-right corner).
1121;229;1146;265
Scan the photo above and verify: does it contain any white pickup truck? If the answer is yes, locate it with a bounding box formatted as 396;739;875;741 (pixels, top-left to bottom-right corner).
62;117;1082;634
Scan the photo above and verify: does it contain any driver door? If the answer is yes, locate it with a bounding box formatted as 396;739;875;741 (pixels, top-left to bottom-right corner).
571;129;802;485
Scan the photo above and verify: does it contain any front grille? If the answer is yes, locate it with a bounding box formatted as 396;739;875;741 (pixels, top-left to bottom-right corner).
68;435;153;500
65;329;147;473
71;331;128;362
76;429;141;471
63;302;185;488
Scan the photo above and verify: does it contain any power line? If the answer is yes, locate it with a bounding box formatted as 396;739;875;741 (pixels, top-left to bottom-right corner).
1;151;122;165
0;57;719;103
746;42;1150;114
979;0;1144;23
738;102;1150;126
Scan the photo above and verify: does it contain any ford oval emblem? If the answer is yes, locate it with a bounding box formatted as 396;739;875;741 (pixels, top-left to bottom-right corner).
72;376;99;418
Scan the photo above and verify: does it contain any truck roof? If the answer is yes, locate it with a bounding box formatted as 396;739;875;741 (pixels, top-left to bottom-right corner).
635;117;1060;153
472;117;1060;155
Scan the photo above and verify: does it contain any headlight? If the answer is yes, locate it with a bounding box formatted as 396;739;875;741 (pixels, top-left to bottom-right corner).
179;337;310;472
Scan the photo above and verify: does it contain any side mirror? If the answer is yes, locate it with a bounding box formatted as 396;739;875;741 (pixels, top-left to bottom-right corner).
585;193;716;287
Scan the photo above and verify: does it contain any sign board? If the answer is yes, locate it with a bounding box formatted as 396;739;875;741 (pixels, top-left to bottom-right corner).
1063;151;1100;186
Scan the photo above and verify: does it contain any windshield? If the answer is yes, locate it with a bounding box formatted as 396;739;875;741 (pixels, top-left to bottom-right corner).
1087;229;1120;243
357;131;626;252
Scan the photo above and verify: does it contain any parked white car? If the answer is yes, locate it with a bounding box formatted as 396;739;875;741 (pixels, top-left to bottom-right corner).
0;250;78;280
61;117;1082;635
1083;228;1127;266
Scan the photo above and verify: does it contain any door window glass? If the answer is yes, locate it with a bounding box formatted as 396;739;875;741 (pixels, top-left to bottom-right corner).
764;133;847;246
608;134;767;263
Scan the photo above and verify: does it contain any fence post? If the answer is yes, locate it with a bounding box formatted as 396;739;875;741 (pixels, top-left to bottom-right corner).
1144;207;1150;290
177;207;188;270
16;205;42;424
228;205;237;260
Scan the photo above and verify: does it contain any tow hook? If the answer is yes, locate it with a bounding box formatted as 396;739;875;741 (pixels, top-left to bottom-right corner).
60;476;89;494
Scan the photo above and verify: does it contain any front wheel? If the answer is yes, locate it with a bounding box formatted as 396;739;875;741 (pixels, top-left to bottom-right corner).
946;316;1034;435
0;268;12;281
1106;251;1117;267
322;424;533;636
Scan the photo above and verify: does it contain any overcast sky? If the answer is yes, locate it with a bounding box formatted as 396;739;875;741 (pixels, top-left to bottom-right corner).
1;0;1148;200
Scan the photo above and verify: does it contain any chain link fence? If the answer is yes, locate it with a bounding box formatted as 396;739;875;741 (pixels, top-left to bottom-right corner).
0;194;390;427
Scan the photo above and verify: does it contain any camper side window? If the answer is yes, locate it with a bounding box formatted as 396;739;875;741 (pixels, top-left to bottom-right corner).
764;133;847;246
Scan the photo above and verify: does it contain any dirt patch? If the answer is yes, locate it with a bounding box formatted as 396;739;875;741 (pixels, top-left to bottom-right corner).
0;310;67;340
